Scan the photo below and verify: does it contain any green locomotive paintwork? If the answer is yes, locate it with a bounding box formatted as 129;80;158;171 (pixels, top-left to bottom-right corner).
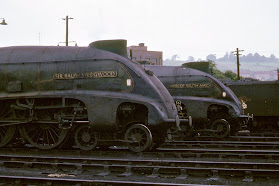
0;60;132;93
0;40;181;152
145;65;251;138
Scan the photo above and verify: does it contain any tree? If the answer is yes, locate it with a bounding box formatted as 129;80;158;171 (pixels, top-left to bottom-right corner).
224;70;238;80
198;60;239;80
206;54;216;61
228;52;236;61
187;56;195;62
254;52;260;58
268;54;279;62
216;52;229;62
245;53;254;62
270;54;276;60
171;54;179;61
207;60;226;79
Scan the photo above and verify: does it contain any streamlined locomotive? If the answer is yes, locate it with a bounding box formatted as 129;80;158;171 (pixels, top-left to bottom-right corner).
0;40;182;152
145;65;251;137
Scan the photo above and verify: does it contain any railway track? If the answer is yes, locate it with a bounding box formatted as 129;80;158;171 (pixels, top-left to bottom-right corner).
162;140;279;150
1;136;279;185
0;175;201;186
2;145;279;161
2;154;279;174
171;134;279;142
3;139;279;161
0;152;279;185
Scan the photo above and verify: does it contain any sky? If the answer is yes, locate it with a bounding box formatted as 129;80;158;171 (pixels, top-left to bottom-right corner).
1;0;279;60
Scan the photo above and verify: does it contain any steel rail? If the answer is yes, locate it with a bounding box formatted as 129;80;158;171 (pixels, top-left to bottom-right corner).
0;175;202;186
161;140;279;150
1;154;279;178
1;146;279;161
171;135;279;142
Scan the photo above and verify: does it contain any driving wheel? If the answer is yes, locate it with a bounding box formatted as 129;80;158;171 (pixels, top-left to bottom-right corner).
20;123;68;149
0;103;17;147
0;125;16;147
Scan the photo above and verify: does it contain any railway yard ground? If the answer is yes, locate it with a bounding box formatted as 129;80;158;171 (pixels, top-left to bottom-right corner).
1;134;279;185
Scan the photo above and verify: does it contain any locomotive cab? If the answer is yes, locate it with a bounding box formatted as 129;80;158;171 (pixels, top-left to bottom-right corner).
145;65;251;138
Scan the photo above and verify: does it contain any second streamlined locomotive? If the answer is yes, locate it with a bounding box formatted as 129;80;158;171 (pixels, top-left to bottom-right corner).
0;40;183;152
145;65;251;137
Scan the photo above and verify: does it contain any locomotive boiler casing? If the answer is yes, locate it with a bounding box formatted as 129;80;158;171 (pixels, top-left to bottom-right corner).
0;42;178;135
145;65;249;133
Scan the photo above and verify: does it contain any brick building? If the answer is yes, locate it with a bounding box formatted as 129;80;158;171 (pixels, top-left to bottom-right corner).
127;43;163;65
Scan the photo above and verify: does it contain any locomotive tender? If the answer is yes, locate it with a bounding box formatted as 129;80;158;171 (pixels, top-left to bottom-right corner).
0;40;182;152
145;65;251;137
227;81;279;132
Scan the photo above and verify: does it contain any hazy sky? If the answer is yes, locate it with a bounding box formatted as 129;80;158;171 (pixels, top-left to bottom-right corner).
1;0;279;60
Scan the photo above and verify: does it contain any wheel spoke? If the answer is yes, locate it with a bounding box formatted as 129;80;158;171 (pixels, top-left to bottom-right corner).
48;129;56;144
125;124;152;152
42;130;46;145
29;128;40;141
35;129;43;144
49;127;59;138
21;123;67;149
0;128;5;139
211;119;230;138
0;102;17;147
0;126;16;147
74;125;97;151
45;130;50;145
27;126;39;136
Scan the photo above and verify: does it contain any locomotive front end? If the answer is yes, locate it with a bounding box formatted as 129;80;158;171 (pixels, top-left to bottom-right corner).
0;40;187;153
145;65;252;138
87;40;188;151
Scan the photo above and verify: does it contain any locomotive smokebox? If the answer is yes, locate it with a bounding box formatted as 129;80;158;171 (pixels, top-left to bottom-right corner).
89;39;127;57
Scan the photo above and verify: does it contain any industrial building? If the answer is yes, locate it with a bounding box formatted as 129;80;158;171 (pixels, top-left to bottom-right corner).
127;43;163;65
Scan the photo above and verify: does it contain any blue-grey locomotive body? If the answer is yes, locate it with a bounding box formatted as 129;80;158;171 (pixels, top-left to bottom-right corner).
145;65;251;137
0;40;181;152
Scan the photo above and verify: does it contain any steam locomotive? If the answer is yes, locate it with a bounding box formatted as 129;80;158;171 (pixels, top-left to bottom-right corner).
174;61;278;134
0;40;184;152
145;65;252;137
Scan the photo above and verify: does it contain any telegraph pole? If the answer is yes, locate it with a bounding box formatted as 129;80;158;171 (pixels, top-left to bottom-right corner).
232;48;244;80
62;16;73;46
0;18;8;25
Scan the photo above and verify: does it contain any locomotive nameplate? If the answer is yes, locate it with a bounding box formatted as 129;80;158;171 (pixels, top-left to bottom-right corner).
169;83;212;88
53;71;118;80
